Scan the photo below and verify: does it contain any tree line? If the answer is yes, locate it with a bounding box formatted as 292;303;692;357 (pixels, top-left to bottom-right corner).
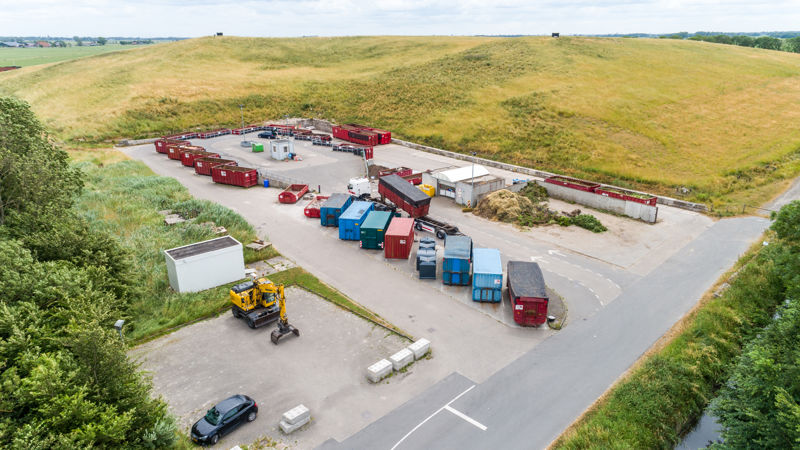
0;97;176;447
660;33;800;53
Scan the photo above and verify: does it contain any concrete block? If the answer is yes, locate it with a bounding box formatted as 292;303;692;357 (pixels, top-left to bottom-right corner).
389;348;414;371
408;338;431;360
279;416;310;434
366;359;393;383
282;404;310;425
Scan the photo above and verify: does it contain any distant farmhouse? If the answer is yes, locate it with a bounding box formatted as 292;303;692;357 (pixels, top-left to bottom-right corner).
0;41;20;47
36;41;51;47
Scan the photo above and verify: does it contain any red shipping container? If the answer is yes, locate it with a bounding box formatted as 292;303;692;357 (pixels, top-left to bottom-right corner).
181;150;220;167
195;157;237;176
211;165;258;188
384;218;415;259
365;127;392;144
165;132;198;140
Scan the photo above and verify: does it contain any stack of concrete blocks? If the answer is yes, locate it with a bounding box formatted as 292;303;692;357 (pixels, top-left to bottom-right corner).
366;338;431;383
279;404;310;434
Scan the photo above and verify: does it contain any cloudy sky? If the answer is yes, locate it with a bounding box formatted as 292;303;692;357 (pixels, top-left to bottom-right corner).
1;0;798;37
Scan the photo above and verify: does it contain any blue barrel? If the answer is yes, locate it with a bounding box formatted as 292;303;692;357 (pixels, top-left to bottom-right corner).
263;179;270;188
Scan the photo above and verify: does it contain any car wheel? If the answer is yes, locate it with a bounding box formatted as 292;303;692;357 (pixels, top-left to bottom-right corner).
247;410;257;422
210;433;219;445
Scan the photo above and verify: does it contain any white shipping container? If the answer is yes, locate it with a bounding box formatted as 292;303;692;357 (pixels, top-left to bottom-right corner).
164;236;245;293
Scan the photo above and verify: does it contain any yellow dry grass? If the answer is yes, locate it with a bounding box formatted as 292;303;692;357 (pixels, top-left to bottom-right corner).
3;35;800;206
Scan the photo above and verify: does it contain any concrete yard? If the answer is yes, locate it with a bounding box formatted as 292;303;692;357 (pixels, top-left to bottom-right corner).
124;131;726;449
130;287;417;449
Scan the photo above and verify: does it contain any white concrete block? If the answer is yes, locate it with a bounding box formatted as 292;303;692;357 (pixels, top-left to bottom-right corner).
279;416;310;434
282;404;310;425
408;338;431;360
366;359;393;383
389;348;414;371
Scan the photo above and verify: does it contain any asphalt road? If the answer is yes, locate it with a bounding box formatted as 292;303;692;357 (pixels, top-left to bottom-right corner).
323;216;770;449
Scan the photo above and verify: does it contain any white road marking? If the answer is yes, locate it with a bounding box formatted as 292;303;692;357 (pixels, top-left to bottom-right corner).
390;385;480;450
548;249;566;257
444;405;488;431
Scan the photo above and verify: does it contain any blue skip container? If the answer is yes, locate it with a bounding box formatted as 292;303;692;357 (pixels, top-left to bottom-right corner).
472;248;503;302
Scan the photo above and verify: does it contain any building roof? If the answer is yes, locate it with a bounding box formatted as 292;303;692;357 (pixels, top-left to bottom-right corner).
1;41;20;47
432;165;490;183
165;236;240;260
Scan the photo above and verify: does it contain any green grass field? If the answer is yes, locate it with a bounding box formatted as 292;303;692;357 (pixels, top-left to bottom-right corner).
4;36;800;207
0;44;145;67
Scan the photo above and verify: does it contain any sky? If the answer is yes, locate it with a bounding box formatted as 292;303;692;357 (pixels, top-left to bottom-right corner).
0;0;798;38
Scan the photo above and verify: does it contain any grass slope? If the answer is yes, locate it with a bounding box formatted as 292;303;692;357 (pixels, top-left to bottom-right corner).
0;44;146;67
4;36;800;206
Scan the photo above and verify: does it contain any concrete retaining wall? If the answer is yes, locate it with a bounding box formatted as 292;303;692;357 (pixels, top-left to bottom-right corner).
117;137;159;147
538;181;658;223
391;138;708;214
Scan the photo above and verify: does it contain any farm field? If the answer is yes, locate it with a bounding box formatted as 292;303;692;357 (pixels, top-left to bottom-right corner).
0;43;146;67
2;35;800;207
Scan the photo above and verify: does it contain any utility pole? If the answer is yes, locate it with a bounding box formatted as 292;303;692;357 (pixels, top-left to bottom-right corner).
471;152;477;207
239;104;247;147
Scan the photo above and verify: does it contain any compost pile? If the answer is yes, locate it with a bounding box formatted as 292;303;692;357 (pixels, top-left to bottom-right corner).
474;183;607;232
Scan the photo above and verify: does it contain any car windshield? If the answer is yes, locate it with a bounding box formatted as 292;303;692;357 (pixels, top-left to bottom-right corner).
204;407;220;426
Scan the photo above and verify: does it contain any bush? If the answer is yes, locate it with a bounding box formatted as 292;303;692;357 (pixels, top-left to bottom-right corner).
572;214;607;233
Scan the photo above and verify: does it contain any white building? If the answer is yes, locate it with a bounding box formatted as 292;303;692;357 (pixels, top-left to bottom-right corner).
422;165;505;206
271;139;294;161
164;236;245;293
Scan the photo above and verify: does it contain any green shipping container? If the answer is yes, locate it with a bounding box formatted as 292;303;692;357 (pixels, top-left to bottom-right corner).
252;143;264;153
359;211;394;250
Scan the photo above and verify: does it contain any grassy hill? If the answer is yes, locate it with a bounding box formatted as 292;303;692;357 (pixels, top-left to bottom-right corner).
2;35;800;208
0;44;147;67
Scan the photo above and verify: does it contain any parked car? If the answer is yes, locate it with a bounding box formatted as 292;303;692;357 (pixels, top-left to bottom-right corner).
191;394;258;445
258;130;277;139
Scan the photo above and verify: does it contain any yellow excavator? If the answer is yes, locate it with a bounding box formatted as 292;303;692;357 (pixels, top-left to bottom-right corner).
230;277;300;344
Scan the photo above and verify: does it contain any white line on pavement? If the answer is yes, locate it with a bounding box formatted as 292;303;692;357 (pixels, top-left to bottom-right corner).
444;405;488;431
390;385;477;450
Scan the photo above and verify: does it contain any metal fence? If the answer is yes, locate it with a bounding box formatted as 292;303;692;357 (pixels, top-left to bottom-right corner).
258;169;307;189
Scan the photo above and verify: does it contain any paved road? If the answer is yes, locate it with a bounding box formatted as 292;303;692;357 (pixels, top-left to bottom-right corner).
323;216;769;449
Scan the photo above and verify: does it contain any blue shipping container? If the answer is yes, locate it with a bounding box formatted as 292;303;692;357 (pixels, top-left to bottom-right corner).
320;193;353;227
338;201;374;240
472;248;503;302
442;235;472;286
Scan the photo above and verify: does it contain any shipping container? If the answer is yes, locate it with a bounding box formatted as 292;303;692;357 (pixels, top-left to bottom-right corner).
384;218;415;259
360;211;394;250
181;150;220;167
155;138;190;154
320;193;353;227
338;201;375;241
365;127;392;144
378;174;431;218
472;248;503;302
443;235;472;286
211;165;258;188
231;125;260;135
278;184;309;204
303;195;329;218
347;130;379;146
195;157;237;176
507;261;549;326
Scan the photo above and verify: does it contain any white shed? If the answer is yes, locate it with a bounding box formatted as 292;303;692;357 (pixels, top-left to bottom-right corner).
164;236;245;293
271;139;294;161
422;164;492;202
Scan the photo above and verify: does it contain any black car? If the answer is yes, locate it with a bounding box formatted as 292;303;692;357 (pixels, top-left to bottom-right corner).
258;131;277;139
191;394;258;445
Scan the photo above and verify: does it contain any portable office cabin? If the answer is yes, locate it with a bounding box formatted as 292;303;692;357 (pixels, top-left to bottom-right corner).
164;236;244;293
384;217;415;259
338;201;374;240
472;248;503;302
271;139;294;161
320;193;353;227
360;211;394;250
507;261;549;326
442;235;472;286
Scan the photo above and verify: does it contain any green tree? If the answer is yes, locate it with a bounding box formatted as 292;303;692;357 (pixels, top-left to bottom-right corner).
732;35;755;47
0;97;83;229
786;37;800;53
754;36;782;50
73;35;82;46
97;37;107;46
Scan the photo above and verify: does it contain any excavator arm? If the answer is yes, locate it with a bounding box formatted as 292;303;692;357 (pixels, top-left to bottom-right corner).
270;283;299;345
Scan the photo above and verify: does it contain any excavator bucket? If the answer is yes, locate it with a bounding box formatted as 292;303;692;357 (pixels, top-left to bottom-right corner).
270;322;300;345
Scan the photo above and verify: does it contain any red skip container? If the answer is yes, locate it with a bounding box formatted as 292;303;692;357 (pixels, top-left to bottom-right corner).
211;165;258;188
384;217;415;259
195;157;237;176
181;150;219;167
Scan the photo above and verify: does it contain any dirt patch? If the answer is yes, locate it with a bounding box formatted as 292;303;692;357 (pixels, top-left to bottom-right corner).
367;164;390;179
